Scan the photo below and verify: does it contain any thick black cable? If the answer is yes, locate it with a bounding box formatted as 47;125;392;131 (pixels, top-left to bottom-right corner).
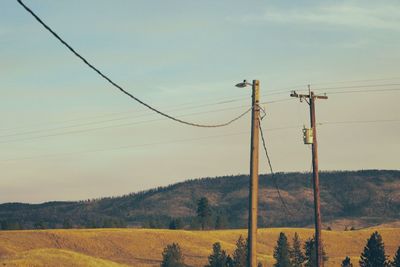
0;97;292;133
0;124;307;161
16;0;250;128
0;104;253;139
0;105;253;144
258;116;293;217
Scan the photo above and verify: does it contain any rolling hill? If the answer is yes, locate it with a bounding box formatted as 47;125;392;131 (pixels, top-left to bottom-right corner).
0;228;399;266
0;170;399;230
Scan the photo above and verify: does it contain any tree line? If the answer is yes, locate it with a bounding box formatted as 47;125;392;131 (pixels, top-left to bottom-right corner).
160;231;400;267
1;170;399;230
144;197;229;231
0;196;213;230
161;235;250;267
0;217;127;230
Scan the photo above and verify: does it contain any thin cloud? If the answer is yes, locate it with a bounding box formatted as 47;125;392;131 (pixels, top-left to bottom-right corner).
235;3;400;31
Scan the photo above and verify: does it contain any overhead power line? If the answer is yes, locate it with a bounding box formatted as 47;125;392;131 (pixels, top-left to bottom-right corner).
235;77;400;97
320;118;400;126
16;0;249;128
314;83;400;91
0;104;253;139
14;1;400;128
0;131;249;163
325;88;400;95
0;97;292;138
1;117;398;161
311;76;400;86
0;112;397;145
0;105;253;144
260;86;400;99
258;116;292;217
0;123;308;162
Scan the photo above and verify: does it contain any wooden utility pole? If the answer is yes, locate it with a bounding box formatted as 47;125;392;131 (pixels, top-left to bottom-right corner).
290;86;327;267
235;79;260;267
248;80;260;267
310;90;324;267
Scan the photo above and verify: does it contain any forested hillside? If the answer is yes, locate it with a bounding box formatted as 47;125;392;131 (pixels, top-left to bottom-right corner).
0;170;399;230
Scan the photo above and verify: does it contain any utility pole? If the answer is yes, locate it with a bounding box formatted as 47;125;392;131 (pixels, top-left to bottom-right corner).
235;79;260;267
248;80;260;267
290;86;327;267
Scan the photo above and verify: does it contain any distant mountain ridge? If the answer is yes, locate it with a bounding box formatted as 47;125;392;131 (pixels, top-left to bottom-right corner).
0;170;399;230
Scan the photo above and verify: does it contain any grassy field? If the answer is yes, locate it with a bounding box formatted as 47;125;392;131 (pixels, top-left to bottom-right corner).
0;227;399;266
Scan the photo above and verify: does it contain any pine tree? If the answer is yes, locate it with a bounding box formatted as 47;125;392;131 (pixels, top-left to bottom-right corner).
342;256;353;267
290;232;305;267
227;256;233;267
392;247;400;267
304;236;328;267
359;231;389;267
273;232;292;267
232;235;247;267
215;214;228;230
205;242;230;267
197;197;212;230
34;221;46;229
161;243;185;267
63;218;73;229
169;218;183;230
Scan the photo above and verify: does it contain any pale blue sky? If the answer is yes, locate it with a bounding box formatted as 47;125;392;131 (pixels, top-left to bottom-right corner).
1;0;399;203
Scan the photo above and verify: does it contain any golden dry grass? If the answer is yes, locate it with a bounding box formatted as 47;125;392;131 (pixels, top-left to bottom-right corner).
0;227;398;266
0;248;129;267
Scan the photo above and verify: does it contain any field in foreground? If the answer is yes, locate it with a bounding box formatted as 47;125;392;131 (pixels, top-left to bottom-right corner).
0;227;399;266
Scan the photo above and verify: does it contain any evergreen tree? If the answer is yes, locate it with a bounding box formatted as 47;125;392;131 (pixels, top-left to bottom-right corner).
169;218;183;230
85;219;97;229
304;236;328;267
63;218;73;229
290;232;305;267
342;256;353;267
273;232;292;267
161;243;185;267
34;221;47;229
0;220;21;230
205;242;230;267
146;217;162;229
359;231;389;267
102;218;115;228
392;247;400;267
215;214;228;230
189;217;201;229
227;256;233;267
197;197;212;230
169;219;177;230
232;235;247;267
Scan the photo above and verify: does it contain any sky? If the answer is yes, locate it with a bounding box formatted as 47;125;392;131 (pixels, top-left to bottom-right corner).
0;0;399;203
